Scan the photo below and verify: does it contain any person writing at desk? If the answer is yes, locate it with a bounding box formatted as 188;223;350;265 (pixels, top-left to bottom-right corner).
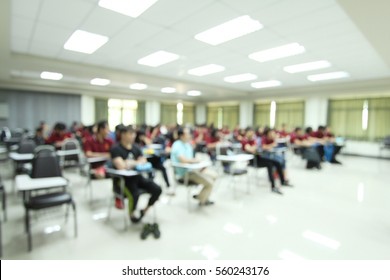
171;127;217;206
110;125;162;223
46;122;72;148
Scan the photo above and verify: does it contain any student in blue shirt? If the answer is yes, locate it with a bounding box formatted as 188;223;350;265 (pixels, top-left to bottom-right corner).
171;127;217;206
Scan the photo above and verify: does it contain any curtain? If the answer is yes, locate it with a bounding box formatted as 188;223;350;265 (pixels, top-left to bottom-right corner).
95;98;108;123
207;106;219;127
136;101;146;125
222;105;239;129
367;98;390;141
275;101;304;130
183;105;195;125
254;103;271;128
161;103;177;125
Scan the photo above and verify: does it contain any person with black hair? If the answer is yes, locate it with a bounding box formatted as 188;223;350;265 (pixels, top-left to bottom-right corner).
110;125;162;223
171;127;217;206
33;127;46;146
46;122;72;147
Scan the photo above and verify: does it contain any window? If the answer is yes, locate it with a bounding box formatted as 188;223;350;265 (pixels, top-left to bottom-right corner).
161;103;194;125
207;105;239;129
328;97;390;141
108;99;138;130
254;102;270;127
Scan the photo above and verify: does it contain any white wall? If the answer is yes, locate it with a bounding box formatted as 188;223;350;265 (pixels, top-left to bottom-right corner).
81;95;95;125
240;101;253;128
305;97;328;128
145;101;161;126
341;140;390;159
195;104;206;124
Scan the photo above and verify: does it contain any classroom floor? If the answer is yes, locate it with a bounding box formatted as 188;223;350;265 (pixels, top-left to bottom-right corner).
1;153;390;260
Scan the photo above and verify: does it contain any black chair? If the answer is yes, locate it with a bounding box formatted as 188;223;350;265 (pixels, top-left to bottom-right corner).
60;138;87;171
24;146;77;251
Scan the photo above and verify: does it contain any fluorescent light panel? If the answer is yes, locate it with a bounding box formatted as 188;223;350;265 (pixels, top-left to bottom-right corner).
64;30;108;54
130;83;147;90
284;60;331;73
90;78;110;86
307;71;349;81
188;64;225;76
249;43;305;62
251;80;281;89
40;71;63;80
161;87;176;93
138;50;179;67
195;15;263;46
224;73;257;83
187;90;201;96
98;0;158;18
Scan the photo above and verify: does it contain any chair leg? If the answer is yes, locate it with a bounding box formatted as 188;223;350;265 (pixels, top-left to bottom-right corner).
72;201;77;238
26;209;32;252
0;219;2;258
65;203;70;223
1;189;6;222
106;195;113;222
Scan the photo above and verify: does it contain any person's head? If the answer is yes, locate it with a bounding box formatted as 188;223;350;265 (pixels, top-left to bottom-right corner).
177;127;192;142
97;120;109;138
264;127;275;139
305;127;313;134
295;127;303;136
35;127;43;136
210;128;221;140
318;125;325;132
135;129;146;144
119;125;136;145
245;127;255;139
281;123;287;130
53;122;66;135
325;126;331;133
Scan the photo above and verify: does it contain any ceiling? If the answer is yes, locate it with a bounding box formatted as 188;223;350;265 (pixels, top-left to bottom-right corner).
1;0;390;102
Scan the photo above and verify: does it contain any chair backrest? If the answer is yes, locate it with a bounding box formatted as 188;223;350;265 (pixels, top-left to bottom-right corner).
17;139;36;154
31;146;62;178
61;138;81;162
383;135;390;146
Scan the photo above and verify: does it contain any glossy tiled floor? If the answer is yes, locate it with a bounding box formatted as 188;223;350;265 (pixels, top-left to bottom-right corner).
1;154;390;259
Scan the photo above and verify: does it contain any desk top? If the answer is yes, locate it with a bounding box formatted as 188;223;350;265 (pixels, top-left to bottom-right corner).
0;147;7;153
171;161;212;170
16;174;68;191
216;154;254;162
9;152;34;161
87;157;108;164
57;149;81;157
105;168;139;177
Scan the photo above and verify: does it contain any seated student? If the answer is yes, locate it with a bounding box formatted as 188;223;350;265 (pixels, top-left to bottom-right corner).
83;120;113;179
276;123;289;138
110;125;162;223
261;128;290;181
33;127;46;146
324;126;342;163
46;122;72;148
241;128;292;195
171;127;217;206
311;125;342;164
135;129;171;192
291;127;321;169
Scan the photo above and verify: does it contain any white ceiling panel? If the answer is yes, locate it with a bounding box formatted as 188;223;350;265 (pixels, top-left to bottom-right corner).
11;0;42;20
137;28;191;51
38;0;94;29
11;16;35;41
10;37;30;54
220;0;280;14
32;22;74;47
29;41;60;57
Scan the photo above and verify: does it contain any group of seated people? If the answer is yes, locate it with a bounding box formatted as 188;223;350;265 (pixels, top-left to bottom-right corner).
20;120;343;222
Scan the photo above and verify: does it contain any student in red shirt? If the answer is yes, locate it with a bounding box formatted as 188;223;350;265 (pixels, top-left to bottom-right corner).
83;120;113;178
46;122;72;148
241;128;291;195
276;123;289;138
291;127;321;169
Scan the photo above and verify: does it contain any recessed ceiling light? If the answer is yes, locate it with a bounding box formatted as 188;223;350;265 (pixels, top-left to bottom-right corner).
64;30;108;54
251;80;281;89
307;71;350;82
40;71;63;81
161;87;176;93
130;83;148;90
187;90;202;96
90;78;110;86
187;64;225;77
249;43;305;63
284;60;331;73
98;0;158;18
224;73;257;83
138;50;180;67
195;15;263;46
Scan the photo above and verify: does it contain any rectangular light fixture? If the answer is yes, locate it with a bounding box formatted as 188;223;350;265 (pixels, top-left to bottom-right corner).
40;71;63;80
98;0;158;18
90;78;110;86
249;43;305;63
307;71;349;82
251;80;281;89
195;15;263;46
284;60;331;73
303;230;340;250
188;64;225;76
187;90;201;96
224;73;257;83
130;83;147;90
161;87;176;93
64;30;108;54
138;50;179;67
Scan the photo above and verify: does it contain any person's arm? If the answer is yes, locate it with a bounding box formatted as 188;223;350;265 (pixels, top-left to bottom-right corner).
244;143;257;154
262;141;277;151
178;155;199;164
85;151;110;158
112;156;137;170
